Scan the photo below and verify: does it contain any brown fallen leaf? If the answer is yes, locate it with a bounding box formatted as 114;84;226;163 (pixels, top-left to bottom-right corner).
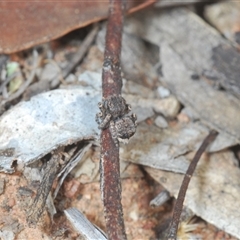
0;0;155;54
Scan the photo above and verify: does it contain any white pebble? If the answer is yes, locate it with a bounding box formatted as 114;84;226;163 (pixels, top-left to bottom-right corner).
155;116;168;128
157;86;170;98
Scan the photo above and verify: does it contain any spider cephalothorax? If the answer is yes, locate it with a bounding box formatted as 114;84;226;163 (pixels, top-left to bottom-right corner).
96;95;131;129
96;95;137;146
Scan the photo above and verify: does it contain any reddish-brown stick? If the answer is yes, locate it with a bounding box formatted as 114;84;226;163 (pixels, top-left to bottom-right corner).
168;130;218;239
100;0;127;239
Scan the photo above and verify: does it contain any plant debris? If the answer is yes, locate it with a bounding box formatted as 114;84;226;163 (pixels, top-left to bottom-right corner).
0;2;239;239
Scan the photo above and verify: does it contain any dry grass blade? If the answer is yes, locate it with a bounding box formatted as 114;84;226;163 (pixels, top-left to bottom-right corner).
167;130;218;239
1;50;38;107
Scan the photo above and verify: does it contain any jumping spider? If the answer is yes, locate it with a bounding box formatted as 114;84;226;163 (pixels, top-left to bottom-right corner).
110;114;137;146
96;95;131;129
96;95;137;146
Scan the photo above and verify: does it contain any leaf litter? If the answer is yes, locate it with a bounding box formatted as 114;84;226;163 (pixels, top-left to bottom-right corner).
0;2;240;239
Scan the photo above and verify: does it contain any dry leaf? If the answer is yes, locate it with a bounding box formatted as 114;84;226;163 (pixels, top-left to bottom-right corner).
0;88;100;173
145;150;240;239
0;0;155;53
125;7;240;142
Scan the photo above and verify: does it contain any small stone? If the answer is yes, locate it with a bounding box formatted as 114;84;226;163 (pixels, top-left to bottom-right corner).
177;112;190;123
146;118;154;125
157;86;170;98
65;73;76;83
124;94;180;118
132;106;154;123
153;96;181;118
181;107;198;121
8;198;16;208
129;210;138;221
155;116;168;128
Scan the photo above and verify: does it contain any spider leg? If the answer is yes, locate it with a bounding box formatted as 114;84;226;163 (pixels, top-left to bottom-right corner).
99;113;111;129
126;104;131;113
98;102;103;110
132;113;137;126
118;138;129;145
95;112;103;125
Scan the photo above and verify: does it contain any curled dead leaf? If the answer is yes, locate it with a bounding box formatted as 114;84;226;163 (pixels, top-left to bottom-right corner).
0;0;155;53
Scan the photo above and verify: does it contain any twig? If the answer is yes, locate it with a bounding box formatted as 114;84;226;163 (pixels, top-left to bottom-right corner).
64;208;107;240
27;149;62;226
1;49;38;107
62;25;99;79
53;143;92;199
0;72;18;97
27;142;91;226
167;130;218;239
51;24;99;88
100;0;127;239
150;190;171;208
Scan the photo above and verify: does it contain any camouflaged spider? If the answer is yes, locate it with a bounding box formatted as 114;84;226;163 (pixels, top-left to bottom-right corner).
110;113;137;146
96;95;137;146
96;95;131;129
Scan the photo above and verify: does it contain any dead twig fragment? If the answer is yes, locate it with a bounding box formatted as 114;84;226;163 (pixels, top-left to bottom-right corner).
27;143;91;226
51;25;99;88
1;50;38;107
62;25;99;79
150;190;171;208
99;0;127;239
27;150;61;226
64;208;107;240
53;143;92;199
167;130;218;239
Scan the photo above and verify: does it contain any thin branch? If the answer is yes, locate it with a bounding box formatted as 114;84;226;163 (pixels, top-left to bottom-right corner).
0;72;18;97
53;143;92;199
100;0;127;239
150;190;171;208
1;50;38;107
49;24;99;88
167;130;218;239
62;25;99;79
27;149;62;226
